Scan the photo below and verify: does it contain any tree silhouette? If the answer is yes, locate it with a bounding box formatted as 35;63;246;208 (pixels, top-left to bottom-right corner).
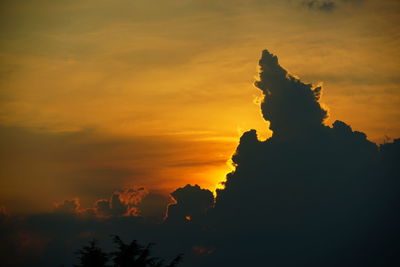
111;235;183;267
75;240;109;267
75;236;183;267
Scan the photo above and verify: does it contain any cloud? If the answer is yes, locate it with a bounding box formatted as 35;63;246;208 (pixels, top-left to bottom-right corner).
53;199;80;214
255;50;328;138
302;0;336;11
167;184;214;223
50;187;173;222
93;187;165;218
211;49;400;266
299;0;365;11
95;193;127;218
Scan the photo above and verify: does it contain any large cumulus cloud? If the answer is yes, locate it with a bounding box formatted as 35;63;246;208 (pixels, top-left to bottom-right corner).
210;50;400;266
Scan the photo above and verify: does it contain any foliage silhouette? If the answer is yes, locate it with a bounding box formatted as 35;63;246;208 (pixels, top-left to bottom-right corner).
75;240;109;267
75;236;183;267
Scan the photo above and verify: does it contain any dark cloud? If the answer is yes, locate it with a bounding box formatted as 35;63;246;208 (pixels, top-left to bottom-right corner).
255;50;328;138
1;49;399;266
95;193;127;218
53;199;80;214
167;185;214;223
210;50;400;266
300;0;365;12
92;187;172;219
50;187;173;223
302;0;336;11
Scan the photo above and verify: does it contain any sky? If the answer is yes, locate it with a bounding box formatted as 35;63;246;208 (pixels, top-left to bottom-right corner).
0;0;399;214
0;1;399;266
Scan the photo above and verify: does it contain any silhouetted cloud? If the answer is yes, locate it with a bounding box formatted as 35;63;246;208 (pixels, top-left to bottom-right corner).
95;193;127;217
210;49;400;266
53;199;80;214
167;185;214;223
92;187;171;219
50;187;172;221
256;50;328;138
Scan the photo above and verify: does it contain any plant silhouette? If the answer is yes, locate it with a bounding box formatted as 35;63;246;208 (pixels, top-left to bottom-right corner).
75;240;109;267
75;236;183;267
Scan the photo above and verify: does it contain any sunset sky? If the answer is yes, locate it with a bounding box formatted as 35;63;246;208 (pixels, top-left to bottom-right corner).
1;0;399;214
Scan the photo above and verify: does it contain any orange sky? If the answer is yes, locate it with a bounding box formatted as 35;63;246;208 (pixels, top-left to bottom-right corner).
0;0;399;213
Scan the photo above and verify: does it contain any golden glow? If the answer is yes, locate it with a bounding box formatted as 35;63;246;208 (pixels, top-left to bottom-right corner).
1;0;399;213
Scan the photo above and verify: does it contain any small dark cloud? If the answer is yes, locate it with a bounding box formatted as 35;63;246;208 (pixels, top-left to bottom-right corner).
303;0;336;11
95;193;127;218
167;184;214;223
92;187;170;219
53;199;80;214
300;0;365;12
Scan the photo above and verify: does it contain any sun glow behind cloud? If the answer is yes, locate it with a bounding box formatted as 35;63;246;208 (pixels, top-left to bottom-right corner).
0;0;399;213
